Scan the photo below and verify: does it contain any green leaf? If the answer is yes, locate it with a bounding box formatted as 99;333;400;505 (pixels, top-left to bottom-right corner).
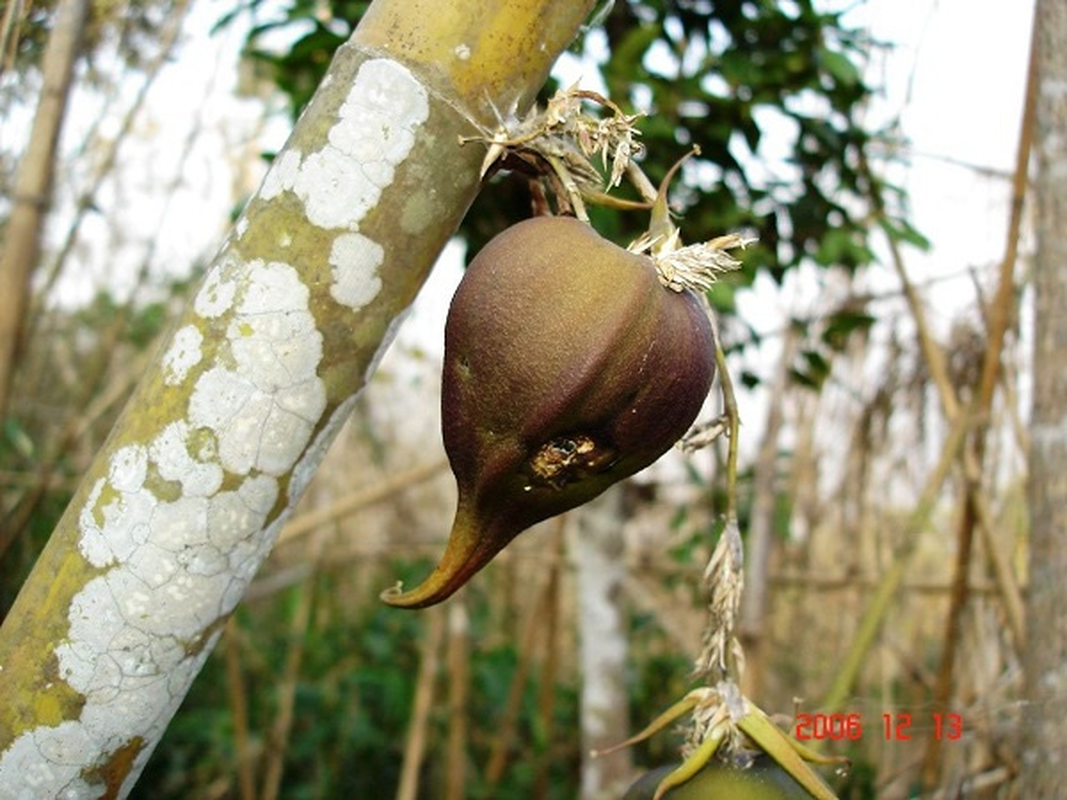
878;215;932;251
822;309;877;351
819;46;862;88
791;348;832;390
740;369;762;389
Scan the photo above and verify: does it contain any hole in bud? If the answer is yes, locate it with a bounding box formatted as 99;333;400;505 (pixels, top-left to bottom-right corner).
524;433;617;490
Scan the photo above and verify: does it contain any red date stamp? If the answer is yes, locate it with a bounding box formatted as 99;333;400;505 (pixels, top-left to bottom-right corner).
794;712;964;741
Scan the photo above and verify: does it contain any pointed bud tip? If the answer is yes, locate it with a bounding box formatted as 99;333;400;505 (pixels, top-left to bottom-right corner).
380;508;514;610
379;572;463;609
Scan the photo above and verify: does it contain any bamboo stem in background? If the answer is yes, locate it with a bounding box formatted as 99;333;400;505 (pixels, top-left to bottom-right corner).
445;597;471;800
576;487;632;799
224;618;256;800
533;521;565;799
1020;3;1067;790
260;528;330;800
919;13;1037;789
396;606;445;800
0;0;88;423
483;567;556;790
0;0;27;75
739;326;798;698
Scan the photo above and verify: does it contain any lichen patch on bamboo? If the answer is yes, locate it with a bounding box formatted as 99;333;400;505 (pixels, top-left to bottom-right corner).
151;422;223;497
188;259;325;476
254;58;429;311
329;232;384;308
0;615;225;797
161;325;204;386
0;250;331;793
193;265;238;319
260;149;302;203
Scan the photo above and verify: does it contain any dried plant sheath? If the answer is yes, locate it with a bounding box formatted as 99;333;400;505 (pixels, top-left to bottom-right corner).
382;216;715;607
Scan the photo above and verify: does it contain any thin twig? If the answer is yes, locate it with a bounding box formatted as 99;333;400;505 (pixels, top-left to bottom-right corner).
534;519;566;798
277;459;448;545
0;0;26;76
224;618;256;800
482;568;556;789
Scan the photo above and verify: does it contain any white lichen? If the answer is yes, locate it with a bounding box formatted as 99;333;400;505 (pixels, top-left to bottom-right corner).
329;232;383;309
150;422;223;498
293;147;380;229
193;263;238;319
260;149;303;202
108;445;148;494
78;473;156;569
261;58;428;236
256;58;429;313
161;325;203;386
188;260;326;476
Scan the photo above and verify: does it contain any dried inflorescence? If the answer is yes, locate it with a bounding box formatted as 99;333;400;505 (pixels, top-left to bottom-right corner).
624;229;755;295
463;84;644;191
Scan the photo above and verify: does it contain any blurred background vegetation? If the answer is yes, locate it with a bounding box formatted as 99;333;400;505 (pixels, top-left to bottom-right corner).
0;0;1030;797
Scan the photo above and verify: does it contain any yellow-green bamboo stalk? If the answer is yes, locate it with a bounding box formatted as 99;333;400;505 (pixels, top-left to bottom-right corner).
0;1;594;795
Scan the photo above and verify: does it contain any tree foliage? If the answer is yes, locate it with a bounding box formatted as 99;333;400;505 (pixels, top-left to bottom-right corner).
236;0;884;298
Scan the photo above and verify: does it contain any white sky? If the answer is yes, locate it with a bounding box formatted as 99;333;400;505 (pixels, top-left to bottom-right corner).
733;0;1033;331
856;0;1032;286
